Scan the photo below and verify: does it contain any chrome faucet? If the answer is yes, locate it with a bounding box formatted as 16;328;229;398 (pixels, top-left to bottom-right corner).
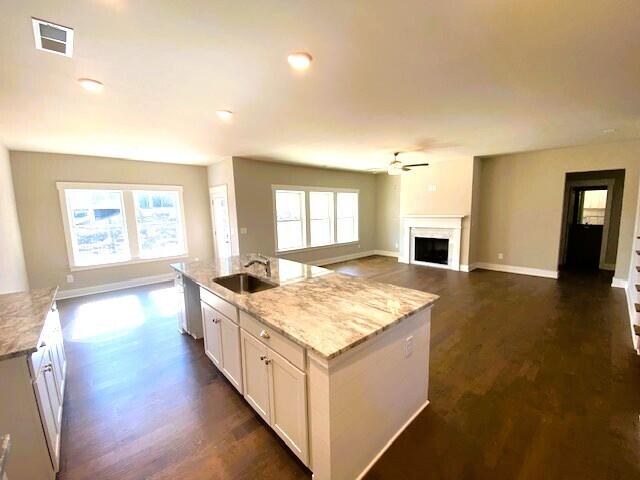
244;254;271;277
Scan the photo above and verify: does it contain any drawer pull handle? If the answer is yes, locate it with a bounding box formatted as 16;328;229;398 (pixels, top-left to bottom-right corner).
259;330;270;339
264;359;272;365
260;355;267;361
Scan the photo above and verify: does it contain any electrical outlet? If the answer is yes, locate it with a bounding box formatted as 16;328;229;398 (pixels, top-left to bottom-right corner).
428;184;437;192
498;253;504;260
66;274;74;284
240;227;247;235
394;242;399;249
405;336;414;358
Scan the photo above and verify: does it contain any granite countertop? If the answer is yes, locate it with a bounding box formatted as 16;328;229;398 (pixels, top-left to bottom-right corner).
0;434;10;478
0;287;58;361
172;255;438;359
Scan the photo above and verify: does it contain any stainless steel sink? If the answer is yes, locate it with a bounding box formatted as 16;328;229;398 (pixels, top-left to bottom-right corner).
213;273;277;294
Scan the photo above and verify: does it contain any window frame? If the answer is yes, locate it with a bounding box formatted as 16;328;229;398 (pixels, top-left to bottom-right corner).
271;185;359;254
57;182;189;271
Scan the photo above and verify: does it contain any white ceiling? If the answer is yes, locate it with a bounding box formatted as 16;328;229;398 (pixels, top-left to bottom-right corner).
2;0;640;170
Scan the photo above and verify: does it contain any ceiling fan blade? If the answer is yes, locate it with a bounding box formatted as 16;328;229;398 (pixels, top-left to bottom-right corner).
405;163;430;167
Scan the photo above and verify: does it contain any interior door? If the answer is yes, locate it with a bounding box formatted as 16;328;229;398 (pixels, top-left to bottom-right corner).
566;187;607;269
202;303;223;368
210;185;232;259
240;330;270;422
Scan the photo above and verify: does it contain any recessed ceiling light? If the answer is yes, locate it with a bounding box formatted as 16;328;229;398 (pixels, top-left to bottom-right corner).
216;110;233;121
287;52;313;71
78;78;104;93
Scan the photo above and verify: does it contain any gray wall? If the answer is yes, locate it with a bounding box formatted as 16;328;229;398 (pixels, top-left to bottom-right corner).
231;157;377;263
477;141;640;279
0;145;28;293
10;151;213;290
374;174;400;253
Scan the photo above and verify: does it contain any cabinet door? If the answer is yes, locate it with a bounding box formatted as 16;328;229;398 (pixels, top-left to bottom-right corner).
202;303;223;368
267;348;309;464
33;349;61;470
219;316;243;393
47;305;66;399
240;330;270;422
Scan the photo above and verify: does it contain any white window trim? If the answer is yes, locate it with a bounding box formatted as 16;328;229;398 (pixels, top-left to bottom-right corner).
271;185;359;254
57;182;189;271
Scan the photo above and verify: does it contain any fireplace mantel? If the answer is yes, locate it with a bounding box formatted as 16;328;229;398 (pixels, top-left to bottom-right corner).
399;215;466;270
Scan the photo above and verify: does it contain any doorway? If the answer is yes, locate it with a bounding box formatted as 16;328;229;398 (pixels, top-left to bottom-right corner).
558;170;625;272
210;185;232;258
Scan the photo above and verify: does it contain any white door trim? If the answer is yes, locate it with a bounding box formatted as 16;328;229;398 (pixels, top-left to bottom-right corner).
210;184;233;258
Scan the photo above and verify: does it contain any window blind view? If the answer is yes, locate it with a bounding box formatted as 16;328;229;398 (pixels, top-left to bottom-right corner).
66;190;130;266
275;190;305;250
60;184;187;268
134;191;185;258
274;187;358;252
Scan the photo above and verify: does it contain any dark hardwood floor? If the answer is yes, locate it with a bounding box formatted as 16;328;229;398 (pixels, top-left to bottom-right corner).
57;256;640;479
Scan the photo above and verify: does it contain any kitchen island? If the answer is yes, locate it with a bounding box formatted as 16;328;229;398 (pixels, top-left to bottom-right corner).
171;255;437;480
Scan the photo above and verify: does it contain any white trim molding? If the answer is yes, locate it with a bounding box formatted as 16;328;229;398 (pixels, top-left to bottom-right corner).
611;277;628;289
475;262;559;279
56;273;175;300
373;250;399;258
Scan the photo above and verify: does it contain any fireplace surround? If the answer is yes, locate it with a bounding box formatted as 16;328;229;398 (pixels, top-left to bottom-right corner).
399;215;465;271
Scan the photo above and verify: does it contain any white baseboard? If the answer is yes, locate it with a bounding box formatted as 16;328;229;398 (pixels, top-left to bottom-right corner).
310;250;377;267
56;273;175;300
372;250;399;258
475;262;559;279
611;277;628;288
459;263;478;272
355;399;430;480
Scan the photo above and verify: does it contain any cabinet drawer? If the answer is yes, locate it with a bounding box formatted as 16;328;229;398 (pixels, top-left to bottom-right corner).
240;311;305;371
200;288;238;323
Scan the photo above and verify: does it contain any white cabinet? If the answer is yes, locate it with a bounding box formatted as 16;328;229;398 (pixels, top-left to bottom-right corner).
33;348;62;471
202;303;223;368
202;301;244;394
268;347;308;463
219;316;242;392
240;330;270;422
240;330;308;464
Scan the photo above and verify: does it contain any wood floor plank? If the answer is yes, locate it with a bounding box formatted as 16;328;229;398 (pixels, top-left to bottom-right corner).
56;257;640;480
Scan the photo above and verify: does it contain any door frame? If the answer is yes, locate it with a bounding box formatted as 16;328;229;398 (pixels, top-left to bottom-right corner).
559;178;615;270
209;184;233;259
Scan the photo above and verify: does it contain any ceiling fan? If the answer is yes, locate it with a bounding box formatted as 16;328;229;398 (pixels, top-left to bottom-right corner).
385;152;429;175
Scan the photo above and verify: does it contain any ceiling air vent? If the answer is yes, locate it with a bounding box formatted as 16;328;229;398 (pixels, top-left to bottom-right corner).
32;18;74;57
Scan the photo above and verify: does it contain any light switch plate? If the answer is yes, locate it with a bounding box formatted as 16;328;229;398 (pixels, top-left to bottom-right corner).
240;227;247;234
428;184;437;192
405;335;414;358
66;274;74;284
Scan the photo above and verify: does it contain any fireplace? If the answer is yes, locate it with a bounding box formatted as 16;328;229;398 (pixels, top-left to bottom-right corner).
414;237;449;265
399;215;465;271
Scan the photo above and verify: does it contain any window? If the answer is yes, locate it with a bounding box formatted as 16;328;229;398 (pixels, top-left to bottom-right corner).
58;183;187;269
133;191;185;258
309;191;334;246
273;186;358;252
336;192;358;243
275;190;306;251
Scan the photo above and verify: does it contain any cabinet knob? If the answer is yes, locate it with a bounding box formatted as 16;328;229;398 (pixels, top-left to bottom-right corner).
259;329;270;339
265;359;272;365
260;355;267;361
43;363;53;373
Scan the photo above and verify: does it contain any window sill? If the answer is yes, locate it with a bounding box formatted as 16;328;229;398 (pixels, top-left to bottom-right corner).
69;253;190;272
276;241;359;255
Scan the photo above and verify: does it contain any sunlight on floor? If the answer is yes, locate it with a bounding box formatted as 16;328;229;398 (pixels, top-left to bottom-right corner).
70;294;145;342
148;287;180;317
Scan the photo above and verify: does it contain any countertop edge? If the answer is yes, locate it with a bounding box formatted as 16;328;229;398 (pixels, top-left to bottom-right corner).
172;265;436;361
0;434;10;478
0;286;59;362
